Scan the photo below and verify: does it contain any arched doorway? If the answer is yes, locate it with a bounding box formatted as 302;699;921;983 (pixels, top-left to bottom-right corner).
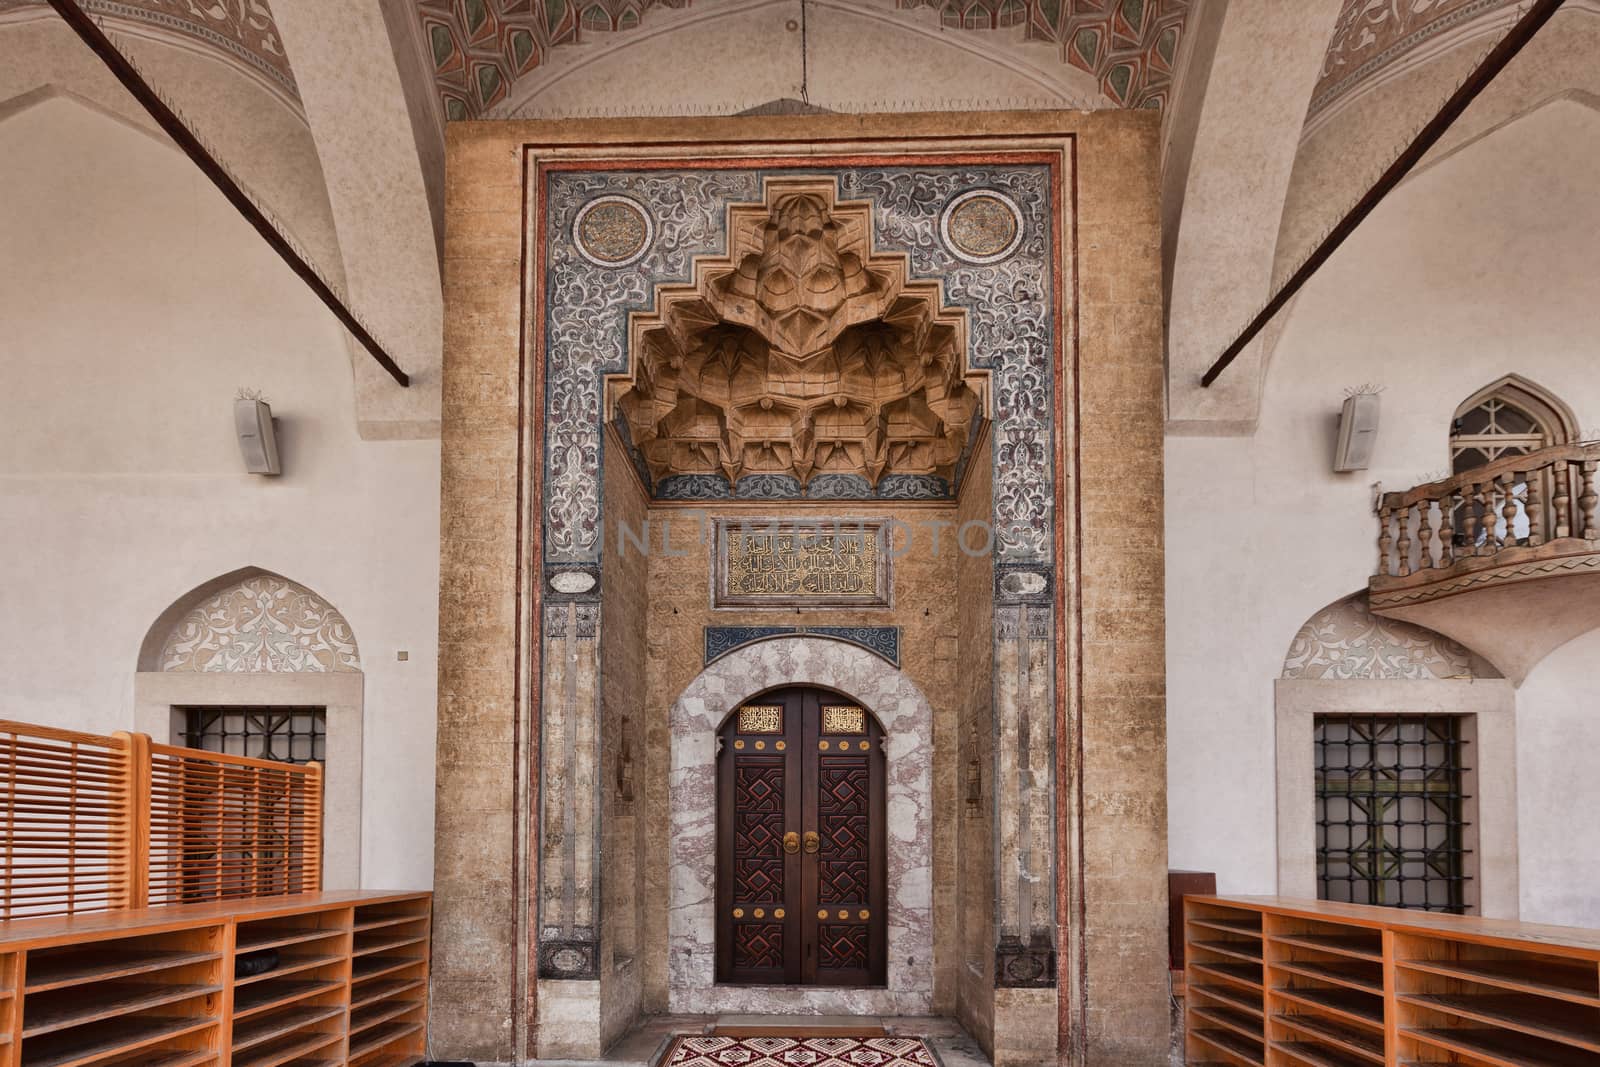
716;685;887;987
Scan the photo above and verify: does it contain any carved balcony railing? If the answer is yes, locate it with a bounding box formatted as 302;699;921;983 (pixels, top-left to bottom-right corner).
1368;442;1600;681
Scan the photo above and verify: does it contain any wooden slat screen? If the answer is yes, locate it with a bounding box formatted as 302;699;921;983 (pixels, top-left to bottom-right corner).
0;719;322;920
0;722;132;919
147;742;322;906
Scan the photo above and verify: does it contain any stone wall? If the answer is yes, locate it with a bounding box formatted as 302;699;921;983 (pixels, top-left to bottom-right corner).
600;436;649;1047
956;432;996;1050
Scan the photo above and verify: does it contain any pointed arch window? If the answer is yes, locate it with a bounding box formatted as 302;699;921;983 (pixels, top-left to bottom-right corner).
1450;375;1577;474
1449;377;1578;547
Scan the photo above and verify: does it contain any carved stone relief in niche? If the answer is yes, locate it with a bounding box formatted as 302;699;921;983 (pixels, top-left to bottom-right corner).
540;163;1053;562
608;180;988;499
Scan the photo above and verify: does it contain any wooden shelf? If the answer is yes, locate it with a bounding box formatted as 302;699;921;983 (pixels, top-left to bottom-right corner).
21;981;220;1037
1399;992;1600;1053
1;892;430;1067
350;934;425;959
1190;961;1264;992
230;1004;345;1053
1271;1013;1384;1062
347;1020;424;1061
350;998;422;1037
1271;959;1383;995
349;1053;422;1067
1405;1027;1600;1067
233;978;345;1019
234;954;345;988
350;957;424;983
1397;956;1600;1007
1270;1040;1373;1067
351;915;426;935
349;978;425;1012
1190;918;1263;938
1193;941;1264;964
235;929;346;955
1186;896;1600;1067
23;949;220;993
1273;985;1384;1029
37;1048;214;1067
18;1014;214;1067
1188;1027;1264;1066
1270;933;1382;962
229;1027;342;1067
1190;985;1262;1019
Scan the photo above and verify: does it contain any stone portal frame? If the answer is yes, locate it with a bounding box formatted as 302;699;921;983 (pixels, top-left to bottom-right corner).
668;636;933;1014
532;152;1067;1017
434;113;1168;1067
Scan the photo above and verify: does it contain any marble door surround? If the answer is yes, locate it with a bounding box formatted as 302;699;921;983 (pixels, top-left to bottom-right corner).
670;637;933;1014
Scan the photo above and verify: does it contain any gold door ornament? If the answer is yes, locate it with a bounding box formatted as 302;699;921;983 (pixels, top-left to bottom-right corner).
738;705;783;734
821;706;865;734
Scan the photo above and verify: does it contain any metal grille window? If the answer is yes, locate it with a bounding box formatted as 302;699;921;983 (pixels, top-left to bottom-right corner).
1315;714;1470;913
183;708;326;764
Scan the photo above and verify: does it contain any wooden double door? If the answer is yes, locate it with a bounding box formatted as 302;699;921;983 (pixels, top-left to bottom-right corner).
715;686;887;986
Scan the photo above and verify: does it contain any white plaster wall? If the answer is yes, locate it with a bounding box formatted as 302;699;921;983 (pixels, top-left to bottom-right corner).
0;95;439;890
1165;98;1600;900
1515;627;1600;928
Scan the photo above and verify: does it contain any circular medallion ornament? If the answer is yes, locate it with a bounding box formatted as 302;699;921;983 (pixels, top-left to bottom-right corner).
940;189;1025;264
573;195;653;267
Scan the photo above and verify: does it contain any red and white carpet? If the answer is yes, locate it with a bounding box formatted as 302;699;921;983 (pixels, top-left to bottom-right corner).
663;1035;938;1067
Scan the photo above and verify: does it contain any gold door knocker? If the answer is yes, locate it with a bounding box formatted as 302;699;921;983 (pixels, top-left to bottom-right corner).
783;831;801;855
803;831;820;854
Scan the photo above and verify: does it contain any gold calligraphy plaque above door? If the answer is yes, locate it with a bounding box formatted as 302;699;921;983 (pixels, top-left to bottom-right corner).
713;519;892;610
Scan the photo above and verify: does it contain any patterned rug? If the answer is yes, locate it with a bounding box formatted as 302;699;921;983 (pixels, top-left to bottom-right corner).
664;1035;938;1067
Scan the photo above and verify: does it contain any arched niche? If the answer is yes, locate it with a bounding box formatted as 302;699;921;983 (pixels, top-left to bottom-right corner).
1274;591;1518;918
133;566;365;889
1281;591;1496;681
668;635;934;1014
137;566;362;674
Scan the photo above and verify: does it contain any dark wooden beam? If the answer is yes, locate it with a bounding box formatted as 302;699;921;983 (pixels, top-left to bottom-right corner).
46;0;411;388
1201;0;1566;388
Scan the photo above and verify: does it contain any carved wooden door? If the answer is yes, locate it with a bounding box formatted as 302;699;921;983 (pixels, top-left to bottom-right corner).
716;686;887;986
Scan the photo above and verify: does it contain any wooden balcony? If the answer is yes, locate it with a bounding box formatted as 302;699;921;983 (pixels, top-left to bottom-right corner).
1369;443;1600;683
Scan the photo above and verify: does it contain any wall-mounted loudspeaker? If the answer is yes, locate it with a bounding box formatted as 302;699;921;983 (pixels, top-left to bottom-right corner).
235;397;281;475
1334;392;1380;473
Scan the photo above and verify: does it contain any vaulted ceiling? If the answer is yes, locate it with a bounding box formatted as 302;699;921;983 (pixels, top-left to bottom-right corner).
411;0;1197;120
0;0;299;105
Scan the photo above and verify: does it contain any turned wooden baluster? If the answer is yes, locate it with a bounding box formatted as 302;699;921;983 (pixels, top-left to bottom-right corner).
1500;472;1520;548
1378;501;1395;575
1554;462;1572;539
1396;502;1413;576
1581;459;1599;540
1462;482;1481;555
1474;481;1492;554
1417;498;1435;569
1526;468;1543;546
1438;490;1456;566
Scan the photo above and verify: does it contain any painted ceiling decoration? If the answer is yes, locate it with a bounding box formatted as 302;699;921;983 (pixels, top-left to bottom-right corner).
609;179;988;500
415;0;1192;120
900;0;1190;109
1;0;298;103
1309;0;1519;124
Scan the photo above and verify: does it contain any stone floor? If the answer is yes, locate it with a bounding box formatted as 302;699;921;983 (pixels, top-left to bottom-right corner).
530;1015;989;1067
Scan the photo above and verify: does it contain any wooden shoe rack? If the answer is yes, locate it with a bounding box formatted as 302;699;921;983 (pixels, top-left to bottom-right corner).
0;891;430;1067
1184;894;1600;1067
